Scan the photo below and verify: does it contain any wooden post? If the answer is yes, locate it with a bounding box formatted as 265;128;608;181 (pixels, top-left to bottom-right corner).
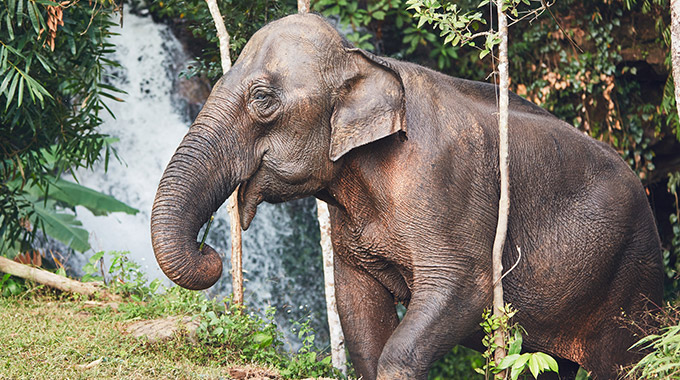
204;0;243;305
492;0;510;376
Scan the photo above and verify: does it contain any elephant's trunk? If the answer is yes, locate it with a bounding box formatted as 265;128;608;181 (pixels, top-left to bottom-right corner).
151;113;242;290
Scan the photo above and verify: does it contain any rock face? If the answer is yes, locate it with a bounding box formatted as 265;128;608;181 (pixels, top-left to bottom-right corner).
126;316;199;343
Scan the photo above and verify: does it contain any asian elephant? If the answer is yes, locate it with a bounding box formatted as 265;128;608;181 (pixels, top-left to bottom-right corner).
150;13;663;380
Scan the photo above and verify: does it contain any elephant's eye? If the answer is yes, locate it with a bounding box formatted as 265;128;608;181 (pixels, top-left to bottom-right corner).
253;91;268;101
249;86;280;120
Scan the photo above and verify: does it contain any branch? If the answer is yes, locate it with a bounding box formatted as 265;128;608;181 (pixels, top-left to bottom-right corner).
205;0;232;73
0;256;119;300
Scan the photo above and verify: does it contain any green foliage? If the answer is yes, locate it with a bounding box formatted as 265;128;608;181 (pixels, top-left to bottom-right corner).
280;319;335;378
476;305;559;380
627;303;680;379
82;250;160;302
0;272;24;297
497;332;559;380
176;293;340;379
0;281;340;379
2;165;139;256
428;345;484;379
142;0;296;81
1;0;125;254
406;0;545;59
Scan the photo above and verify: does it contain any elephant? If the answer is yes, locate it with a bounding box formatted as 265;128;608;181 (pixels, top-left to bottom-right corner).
150;13;663;380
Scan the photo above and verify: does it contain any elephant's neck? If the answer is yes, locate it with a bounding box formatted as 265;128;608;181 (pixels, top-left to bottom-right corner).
325;154;391;229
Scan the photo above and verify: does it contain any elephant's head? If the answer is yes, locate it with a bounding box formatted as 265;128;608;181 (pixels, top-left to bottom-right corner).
150;13;406;290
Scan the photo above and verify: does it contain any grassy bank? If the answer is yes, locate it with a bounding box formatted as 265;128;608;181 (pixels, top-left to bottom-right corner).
0;295;228;379
0;253;342;380
0;288;340;379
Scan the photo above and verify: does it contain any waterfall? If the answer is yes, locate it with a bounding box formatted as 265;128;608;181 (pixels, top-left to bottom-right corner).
73;10;328;347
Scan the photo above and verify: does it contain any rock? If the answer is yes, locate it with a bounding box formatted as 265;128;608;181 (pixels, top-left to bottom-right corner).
227;365;280;379
125;315;199;343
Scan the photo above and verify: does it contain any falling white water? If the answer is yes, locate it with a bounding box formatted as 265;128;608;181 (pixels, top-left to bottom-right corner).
73;10;328;346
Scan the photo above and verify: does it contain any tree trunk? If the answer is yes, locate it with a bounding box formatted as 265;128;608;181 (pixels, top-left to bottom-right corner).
297;0;310;13
204;0;243;305
492;0;509;375
317;200;348;375
672;0;680;122
0;256;118;299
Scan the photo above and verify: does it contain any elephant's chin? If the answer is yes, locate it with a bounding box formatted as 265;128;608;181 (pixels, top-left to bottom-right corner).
237;179;262;230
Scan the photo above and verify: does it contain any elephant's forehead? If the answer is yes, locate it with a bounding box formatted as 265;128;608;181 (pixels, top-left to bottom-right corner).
236;14;342;78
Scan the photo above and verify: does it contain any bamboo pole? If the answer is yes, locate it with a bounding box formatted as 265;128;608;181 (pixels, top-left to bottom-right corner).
204;0;243;305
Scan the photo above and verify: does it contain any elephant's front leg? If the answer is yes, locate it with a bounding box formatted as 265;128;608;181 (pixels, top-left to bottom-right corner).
376;287;488;379
334;254;399;380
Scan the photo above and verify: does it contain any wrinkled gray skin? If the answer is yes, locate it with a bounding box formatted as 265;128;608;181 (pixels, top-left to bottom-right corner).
151;14;663;379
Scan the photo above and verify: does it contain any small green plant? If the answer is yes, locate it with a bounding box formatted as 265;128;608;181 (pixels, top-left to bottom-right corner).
82;250;160;301
628;324;680;378
280;319;334;379
627;303;680;379
0;273;25;297
477;304;559;380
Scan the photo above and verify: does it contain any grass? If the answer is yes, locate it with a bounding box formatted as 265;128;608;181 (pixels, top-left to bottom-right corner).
0;283;339;380
0;294;232;379
0;251;342;379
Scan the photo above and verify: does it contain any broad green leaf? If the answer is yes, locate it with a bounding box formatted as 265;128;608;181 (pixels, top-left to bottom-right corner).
497;353;520;369
44;178;139;216
508;330;523;355
33;203;91;252
512;352;530;371
253;332;273;348
536;352;559;372
528;354;540;378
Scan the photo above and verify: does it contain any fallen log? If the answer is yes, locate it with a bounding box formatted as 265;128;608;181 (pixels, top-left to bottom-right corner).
0;256;119;300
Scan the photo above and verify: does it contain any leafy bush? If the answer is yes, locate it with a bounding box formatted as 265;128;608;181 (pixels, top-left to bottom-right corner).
627;303;680;379
0;0;129;255
83;250;160;302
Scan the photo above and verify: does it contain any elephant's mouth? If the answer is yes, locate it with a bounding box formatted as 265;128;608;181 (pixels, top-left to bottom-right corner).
236;178;262;230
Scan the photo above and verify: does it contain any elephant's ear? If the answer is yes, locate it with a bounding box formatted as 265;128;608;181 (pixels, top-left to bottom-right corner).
329;48;406;162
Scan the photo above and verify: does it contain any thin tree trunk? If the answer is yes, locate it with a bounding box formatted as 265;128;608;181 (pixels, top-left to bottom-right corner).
297;0;310;13
0;256;118;300
672;0;680;122
492;0;509;375
205;0;243;305
317;200;347;375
